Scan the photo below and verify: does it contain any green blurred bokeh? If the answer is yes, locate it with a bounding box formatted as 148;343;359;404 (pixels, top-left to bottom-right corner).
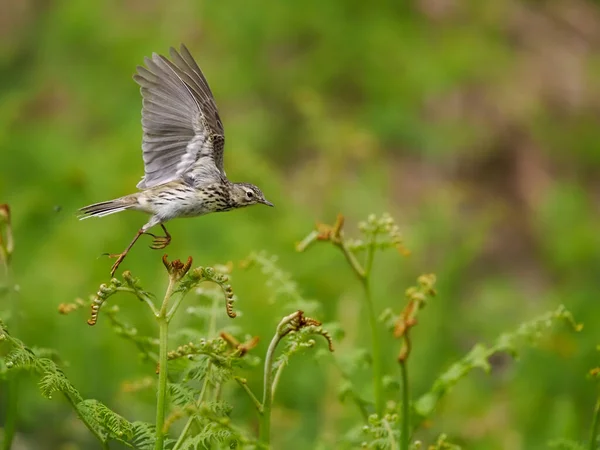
1;1;600;449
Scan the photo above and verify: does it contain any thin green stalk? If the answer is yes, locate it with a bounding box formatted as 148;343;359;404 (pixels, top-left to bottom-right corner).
590;395;600;450
172;363;212;450
259;331;282;445
337;241;366;280
336;237;383;416
399;361;410;450
1;213;18;450
271;359;286;398
235;377;263;413
64;392;109;450
172;295;220;450
2;377;18;450
363;277;383;416
114;287;159;316
154;317;169;450
154;276;177;450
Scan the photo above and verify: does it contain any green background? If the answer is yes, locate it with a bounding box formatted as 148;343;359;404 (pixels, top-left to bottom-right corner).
1;0;600;448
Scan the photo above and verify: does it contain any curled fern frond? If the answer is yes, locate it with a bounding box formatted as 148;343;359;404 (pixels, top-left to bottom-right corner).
167;338;228;362
275;310;334;352
87;279;122;326
177;266;238;318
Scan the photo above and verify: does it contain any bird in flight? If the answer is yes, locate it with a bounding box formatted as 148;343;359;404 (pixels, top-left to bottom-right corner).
79;44;273;276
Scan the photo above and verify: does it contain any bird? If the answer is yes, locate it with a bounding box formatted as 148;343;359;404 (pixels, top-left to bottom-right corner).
79;44;273;277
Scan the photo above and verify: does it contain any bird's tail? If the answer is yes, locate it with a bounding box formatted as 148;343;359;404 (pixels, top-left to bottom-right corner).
78;195;138;219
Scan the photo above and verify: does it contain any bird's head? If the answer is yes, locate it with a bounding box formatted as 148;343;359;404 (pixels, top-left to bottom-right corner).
231;183;274;208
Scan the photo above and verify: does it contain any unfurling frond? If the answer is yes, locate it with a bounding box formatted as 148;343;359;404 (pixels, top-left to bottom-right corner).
177;266;237;318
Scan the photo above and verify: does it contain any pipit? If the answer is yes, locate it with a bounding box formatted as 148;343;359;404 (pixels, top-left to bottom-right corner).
79;44;273;276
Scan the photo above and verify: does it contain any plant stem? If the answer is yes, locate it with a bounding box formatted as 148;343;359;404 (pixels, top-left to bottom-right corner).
363;277;383;416
154;276;176;450
1;227;18;450
590;395;600;450
235;377;263;413
173;295;220;450
259;331;281;445
114;287;158;316
172;362;212;450
154;317;169;450
63;392;109;450
2;377;18;450
399;361;410;450
271;360;287;398
337;241;366;280
336;237;383;416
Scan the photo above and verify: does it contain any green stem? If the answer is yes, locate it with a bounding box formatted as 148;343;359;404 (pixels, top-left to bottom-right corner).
114;287;158;316
2;376;18;450
64;392;109;450
336;237;383;416
172;363;212;450
154;276;176;450
154;317;169;450
259;331;282;446
235;377;263;413
173;294;220;450
399;361;410;450
363;277;383;416
271;360;287;398
590;394;600;450
1;239;18;450
337;241;366;280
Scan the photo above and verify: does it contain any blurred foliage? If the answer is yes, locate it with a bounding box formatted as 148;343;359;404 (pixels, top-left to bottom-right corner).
2;0;600;449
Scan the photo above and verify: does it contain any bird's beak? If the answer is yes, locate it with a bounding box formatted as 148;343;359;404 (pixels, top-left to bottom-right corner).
261;199;274;207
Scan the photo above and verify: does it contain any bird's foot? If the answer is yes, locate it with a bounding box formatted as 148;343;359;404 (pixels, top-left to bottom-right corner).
145;232;171;250
105;252;128;277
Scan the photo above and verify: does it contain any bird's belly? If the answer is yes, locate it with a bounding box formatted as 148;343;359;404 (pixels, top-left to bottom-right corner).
156;199;209;220
139;189;209;221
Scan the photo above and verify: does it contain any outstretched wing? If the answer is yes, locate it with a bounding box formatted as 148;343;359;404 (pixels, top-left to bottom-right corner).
133;44;225;189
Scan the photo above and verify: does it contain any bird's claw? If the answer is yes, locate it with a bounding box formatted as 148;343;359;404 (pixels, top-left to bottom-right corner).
107;253;127;277
145;232;171;250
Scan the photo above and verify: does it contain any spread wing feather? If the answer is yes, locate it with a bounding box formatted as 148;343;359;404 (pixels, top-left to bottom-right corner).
133;44;225;189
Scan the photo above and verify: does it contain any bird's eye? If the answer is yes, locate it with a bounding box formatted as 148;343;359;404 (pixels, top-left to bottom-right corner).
246;191;254;199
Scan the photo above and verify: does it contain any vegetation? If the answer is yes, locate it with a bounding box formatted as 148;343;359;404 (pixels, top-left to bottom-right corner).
2;1;600;448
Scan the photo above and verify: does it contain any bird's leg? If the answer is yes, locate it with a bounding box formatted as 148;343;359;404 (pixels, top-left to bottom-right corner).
144;224;172;250
107;229;145;277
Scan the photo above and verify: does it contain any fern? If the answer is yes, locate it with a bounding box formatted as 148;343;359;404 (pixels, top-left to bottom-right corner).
548;439;587;450
77;399;134;441
414;305;581;419
168;382;201;408
131;421;157;450
242;251;322;315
